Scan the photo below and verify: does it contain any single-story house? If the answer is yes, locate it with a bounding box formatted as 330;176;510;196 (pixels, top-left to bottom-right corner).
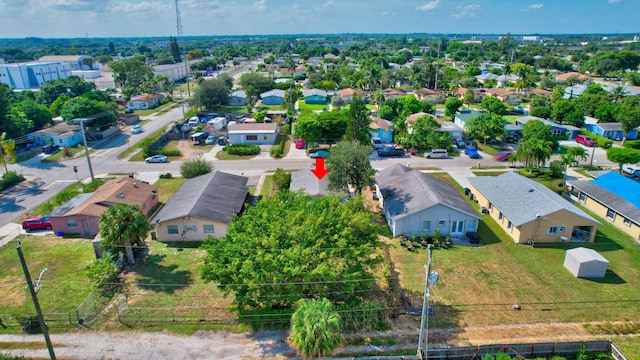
228;123;278;145
127;93;164;110
405;112;462;139
563;84;588;99
49;177;159;237
338;88;365;103
528;88;553;97
383;88;406;100
468;172;600;244
229;90;248;106
569;171;640;241
369;115;393;143
289;169;337;197
485;88;523;105
151;171;248;242
260;89;285;105
585;122;637;141
302;89;328;104
28;122;83;148
454;109;483;130
475;73;519;87
375;164;480;237
515;116;581;139
564;247;609;278
456;87;485;103
413;88;446;104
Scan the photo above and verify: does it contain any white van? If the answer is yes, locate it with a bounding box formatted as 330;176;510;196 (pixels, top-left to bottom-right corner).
187;116;200;126
371;137;383;149
425;149;449;159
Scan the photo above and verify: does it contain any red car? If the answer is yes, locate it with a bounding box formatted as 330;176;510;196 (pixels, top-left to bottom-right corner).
294;139;305;149
22;216;52;232
575;134;595;147
494;151;512;161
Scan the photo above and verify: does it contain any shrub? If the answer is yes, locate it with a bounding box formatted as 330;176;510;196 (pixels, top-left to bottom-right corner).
225;143;260;155
159;172;173;179
624;140;640;149
550;160;564;178
180;158;214;178
273;168;291;191
85;256;119;289
596;137;613;149
0;171;25;191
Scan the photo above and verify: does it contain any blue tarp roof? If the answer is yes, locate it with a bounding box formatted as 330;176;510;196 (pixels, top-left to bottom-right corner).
591;172;640;209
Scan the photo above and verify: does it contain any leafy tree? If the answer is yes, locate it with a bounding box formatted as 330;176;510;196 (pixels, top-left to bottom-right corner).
0;132;17;174
294;113;322;143
616;103;640;144
407;115;440;148
96;54;114;65
49;94;69;117
239;72;275;94
551;85;565;102
326;140;376;194
522;119;553;142
607;147;640;174
273;168;291;191
289;298;341;359
180;158;214;179
552;99;583;126
200;191;382;310
594;102;619;123
253;110;267;122
197;77;231;110
344;95;370;145
12;99;52;131
60;97;116;129
3;108;32;139
465;113;506;144
529;95;552;119
463;89;475;107
99;204;149;265
480;96;506;115
444;97;463;120
108;57;154;94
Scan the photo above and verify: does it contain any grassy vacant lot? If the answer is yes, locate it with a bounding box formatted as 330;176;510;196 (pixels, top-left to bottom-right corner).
389;173;640;339
298;100;327;112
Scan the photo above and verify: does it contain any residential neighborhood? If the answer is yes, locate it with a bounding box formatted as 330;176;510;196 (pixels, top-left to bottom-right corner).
2;5;640;358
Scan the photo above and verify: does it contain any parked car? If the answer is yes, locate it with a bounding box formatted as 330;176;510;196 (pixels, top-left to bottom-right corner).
575;134;595;147
623;165;640;177
309;149;331;159
425;149;449;159
42;145;60;154
22;216;52;232
377;146;405;157
464;147;480;159
295;139;305;149
131;125;143;134
466;140;478;149
371;137;383;149
456;139;466;148
145;154;169;163
494;151;512;161
124;108;134;114
205;135;216;145
187;116;200;126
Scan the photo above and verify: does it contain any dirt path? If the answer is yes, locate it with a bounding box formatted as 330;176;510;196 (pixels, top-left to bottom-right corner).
1;322;635;359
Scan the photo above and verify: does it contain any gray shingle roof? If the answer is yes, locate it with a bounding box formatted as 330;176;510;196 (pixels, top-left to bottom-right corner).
376;164;479;220
152;171;248;224
49;193;94;217
571;180;640;225
289;169;332;196
469;172;599;226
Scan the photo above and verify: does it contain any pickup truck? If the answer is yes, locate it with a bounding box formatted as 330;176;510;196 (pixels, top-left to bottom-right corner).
377;146;405;157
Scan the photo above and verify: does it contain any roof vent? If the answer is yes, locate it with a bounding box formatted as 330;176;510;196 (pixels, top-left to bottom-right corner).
118;193;125;198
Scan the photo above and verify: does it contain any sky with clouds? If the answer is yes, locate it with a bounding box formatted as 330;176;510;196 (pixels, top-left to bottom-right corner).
0;0;637;38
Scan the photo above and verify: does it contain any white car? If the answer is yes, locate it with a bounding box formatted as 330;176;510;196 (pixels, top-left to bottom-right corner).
131;125;143;134
623;165;640;177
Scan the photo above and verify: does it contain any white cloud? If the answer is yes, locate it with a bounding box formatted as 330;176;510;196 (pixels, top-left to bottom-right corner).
608;0;622;3
380;11;395;16
315;1;335;10
521;3;543;12
110;1;170;14
416;0;440;11
253;0;267;11
452;4;479;18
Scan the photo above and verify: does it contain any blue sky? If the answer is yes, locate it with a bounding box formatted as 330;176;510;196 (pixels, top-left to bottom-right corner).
0;0;637;38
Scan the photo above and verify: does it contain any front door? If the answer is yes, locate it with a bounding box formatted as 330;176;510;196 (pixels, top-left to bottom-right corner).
451;220;464;235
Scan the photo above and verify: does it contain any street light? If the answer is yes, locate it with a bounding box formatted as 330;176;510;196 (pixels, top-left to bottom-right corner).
418;244;439;359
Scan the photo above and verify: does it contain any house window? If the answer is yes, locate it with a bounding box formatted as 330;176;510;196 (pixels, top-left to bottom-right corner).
422;221;431;231
58;139;63;144
488;202;493;210
467;220;476;231
203;225;214;234
606;209;616;220
498;212;503;222
578;192;587;202
507;221;512;231
246;135;258;141
263;135;268;140
551;129;561;136
547;226;560;235
623;217;631;226
167;225;178;234
67;219;78;228
438;220;445;226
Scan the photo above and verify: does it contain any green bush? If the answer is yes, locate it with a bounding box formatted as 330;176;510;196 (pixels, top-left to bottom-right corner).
624;140;640;149
0;171;25;191
596;137;613;149
550;160;564;178
143;148;182;158
85;256;119;289
180;158;214;178
159;172;173;179
225;143;261;155
273;168;291;190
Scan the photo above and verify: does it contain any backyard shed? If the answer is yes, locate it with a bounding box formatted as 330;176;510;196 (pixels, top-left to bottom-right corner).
563;247;609;278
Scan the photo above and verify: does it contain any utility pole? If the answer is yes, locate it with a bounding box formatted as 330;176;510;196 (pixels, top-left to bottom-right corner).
17;240;56;360
417;244;438;359
72;113;108;183
589;133;598;170
175;0;190;97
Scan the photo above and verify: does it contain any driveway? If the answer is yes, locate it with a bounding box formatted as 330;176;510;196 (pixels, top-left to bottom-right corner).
283;142;309;160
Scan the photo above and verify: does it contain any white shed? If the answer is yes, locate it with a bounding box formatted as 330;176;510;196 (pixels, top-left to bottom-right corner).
564;247;609;278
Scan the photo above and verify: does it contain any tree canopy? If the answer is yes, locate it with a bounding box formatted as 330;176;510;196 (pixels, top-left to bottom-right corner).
108;57;154;95
326;140;376;194
200;191;383;310
344;95;371;145
196;77;232;110
99;203;149;265
465;113;506;144
444;97;463;119
294;111;348;143
607;147;640;174
479;96;506;115
239;72;275;94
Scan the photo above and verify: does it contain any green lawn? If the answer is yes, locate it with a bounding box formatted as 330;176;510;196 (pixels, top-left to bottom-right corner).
390;173;640;336
298;101;328;112
215;150;257;160
133;101;179;117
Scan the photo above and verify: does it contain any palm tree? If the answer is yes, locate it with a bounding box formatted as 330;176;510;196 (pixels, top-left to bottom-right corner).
99;203;149;265
567;146;588;166
516;138;553;171
560;154;574;187
610;86;627;102
0;132;16;174
289;298;341;359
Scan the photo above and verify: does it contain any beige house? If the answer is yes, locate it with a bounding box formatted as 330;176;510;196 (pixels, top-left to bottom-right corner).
485;88;523;105
151;171;248;242
413;88;446;104
469;172;600;244
569;172;640;241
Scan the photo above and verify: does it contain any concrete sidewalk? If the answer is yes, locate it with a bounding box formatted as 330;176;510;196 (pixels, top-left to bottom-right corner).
0;222;23;248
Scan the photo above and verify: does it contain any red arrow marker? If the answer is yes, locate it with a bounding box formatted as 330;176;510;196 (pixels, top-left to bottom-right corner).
311;157;330;180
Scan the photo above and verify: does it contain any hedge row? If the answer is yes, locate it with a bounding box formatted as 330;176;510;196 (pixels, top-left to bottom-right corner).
0;171;25;191
225;143;261;156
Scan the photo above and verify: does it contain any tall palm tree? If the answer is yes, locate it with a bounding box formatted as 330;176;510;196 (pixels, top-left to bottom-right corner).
289;298;341;359
560;154;574;187
610;86;627;102
0;132;16;174
516;138;553;170
99;203;149;265
567;146;588;166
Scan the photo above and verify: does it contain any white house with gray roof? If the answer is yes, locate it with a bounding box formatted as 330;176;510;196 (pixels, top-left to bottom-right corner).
469;172;600;244
228;123;278;145
151;171;248;242
375;164;480;238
